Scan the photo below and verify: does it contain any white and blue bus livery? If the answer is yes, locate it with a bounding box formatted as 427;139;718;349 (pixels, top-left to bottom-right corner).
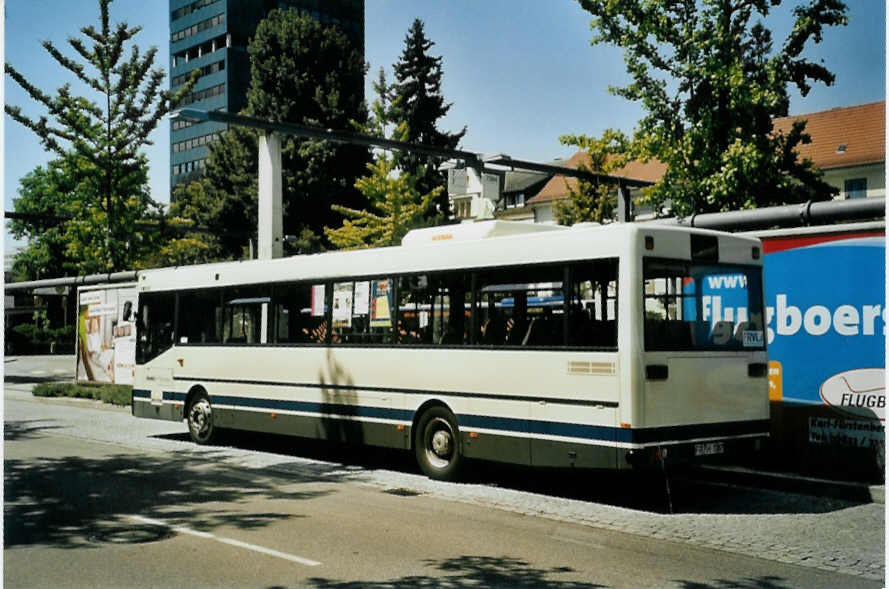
132;221;769;480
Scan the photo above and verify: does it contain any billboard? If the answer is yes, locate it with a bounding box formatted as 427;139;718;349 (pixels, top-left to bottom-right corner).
760;229;885;454
705;227;884;463
76;284;138;384
760;231;885;418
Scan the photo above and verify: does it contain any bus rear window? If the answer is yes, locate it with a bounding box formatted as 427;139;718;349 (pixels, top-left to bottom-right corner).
643;259;765;351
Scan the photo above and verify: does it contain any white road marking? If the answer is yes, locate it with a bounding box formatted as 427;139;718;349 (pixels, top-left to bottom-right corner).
127;515;321;567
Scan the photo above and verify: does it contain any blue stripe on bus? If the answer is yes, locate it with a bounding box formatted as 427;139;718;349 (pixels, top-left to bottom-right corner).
141;391;767;445
459;414;619;442
209;394;415;422
459;416;768;444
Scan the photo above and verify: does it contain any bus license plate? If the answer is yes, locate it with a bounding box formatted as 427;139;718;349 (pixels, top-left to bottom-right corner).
694;442;724;456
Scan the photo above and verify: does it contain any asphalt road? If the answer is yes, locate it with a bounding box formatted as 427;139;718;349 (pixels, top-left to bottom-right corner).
4;356;885;588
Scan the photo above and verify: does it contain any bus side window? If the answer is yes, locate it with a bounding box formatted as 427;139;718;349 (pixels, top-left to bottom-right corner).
474;264;565;348
432;273;468;346
570;259;618;348
178;289;222;344
397;275;433;345
274;283;328;344
223;287;266;345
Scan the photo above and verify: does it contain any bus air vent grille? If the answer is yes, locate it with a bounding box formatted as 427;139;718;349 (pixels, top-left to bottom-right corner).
567;361;616;376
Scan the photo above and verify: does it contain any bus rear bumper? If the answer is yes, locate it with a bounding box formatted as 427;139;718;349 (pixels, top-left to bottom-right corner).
624;434;768;470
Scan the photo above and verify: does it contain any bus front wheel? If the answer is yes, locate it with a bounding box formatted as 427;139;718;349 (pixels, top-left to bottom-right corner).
415;406;463;481
187;392;216;445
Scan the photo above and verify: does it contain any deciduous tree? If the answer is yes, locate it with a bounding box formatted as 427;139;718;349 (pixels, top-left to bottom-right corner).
5;0;196;272
577;0;846;216
554;130;629;225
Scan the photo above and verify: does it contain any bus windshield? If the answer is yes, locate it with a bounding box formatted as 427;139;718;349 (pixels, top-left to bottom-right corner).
643;258;765;351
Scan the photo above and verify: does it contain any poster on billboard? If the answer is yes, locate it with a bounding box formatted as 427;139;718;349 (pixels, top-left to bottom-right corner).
76;284;138;384
748;229;885;425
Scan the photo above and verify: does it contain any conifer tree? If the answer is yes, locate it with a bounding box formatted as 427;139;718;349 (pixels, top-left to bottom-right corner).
390;19;466;219
5;0;196;272
326;69;441;249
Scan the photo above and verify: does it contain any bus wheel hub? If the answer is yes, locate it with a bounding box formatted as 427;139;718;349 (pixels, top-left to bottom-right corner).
432;430;451;457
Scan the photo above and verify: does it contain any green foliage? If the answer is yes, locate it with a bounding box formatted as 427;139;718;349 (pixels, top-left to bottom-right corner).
5;0;196;275
578;0;846;216
9;151;166;278
388;19;466;218
189;9;369;256
326;69;442;250
12;319;74;346
326;154;442;250
554;130;630;225
32;382;132;406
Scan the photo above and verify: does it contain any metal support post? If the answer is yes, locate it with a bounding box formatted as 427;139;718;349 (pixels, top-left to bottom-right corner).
257;132;283;260
617;182;632;223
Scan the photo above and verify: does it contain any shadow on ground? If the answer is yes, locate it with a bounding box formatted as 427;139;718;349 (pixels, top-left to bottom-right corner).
4;419;65;441
4;375;69;385
4;419;356;550
151;428;868;516
276;556;795;588
302;555;606;588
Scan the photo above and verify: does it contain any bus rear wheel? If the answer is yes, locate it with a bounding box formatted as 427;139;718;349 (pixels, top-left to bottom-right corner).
415;406;463;481
187;392;216;445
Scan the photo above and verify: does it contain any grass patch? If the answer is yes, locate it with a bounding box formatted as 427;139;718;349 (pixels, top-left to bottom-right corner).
32;382;132;406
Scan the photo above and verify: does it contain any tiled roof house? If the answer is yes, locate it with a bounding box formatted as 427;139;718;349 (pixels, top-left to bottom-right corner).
772;100;885;200
486;101;884;224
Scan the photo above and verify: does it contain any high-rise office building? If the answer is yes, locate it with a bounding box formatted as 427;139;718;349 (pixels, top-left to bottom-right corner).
169;0;364;191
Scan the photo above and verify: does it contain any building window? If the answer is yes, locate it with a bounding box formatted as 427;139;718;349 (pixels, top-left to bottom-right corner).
171;0;220;21
172;59;225;87
172;33;227;66
171;13;225;43
453;199;472;219
844;178;867;199
173;158;207;176
172;132;220;153
505;193;525;209
179;83;226;106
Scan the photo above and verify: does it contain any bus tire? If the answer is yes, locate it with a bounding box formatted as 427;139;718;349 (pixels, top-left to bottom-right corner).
186;391;216;445
414;406;463;481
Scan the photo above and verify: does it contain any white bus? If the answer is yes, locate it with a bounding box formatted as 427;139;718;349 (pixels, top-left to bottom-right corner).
132;221;769;480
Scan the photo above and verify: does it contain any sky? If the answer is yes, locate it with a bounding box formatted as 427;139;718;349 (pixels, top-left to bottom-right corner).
4;0;886;250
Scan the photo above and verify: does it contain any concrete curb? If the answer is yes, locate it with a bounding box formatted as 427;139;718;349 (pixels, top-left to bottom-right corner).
697;465;885;504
